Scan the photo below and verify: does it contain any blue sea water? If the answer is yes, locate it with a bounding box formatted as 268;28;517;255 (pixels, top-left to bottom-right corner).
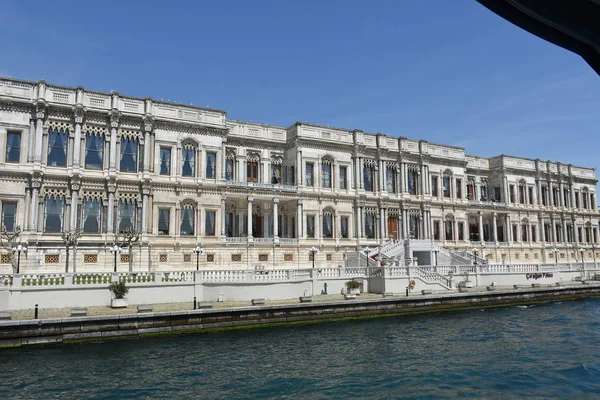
1;299;600;399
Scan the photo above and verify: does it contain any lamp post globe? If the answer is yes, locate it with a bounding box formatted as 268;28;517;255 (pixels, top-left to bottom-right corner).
110;245;122;272
12;244;26;274
193;246;204;271
310;246;318;269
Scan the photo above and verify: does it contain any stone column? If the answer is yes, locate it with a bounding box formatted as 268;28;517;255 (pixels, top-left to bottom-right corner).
549;184;555;207
503;176;509;203
536;179;542;206
551;217;557;242
573;218;579;243
107;185;116;234
492;213;498;242
505;215;511;242
559;180;564;207
296;150;302;186
379;207;385;243
478;212;484;242
70;189;79;230
143;129;151;172
109;113;119;171
354;156;360;190
402;209;408;238
30;184;40;230
296;200;303;239
28;119;35;163
247;197;253;239
562;218;568;243
540;216;546;242
141;195;148;234
220;196;226;237
73;112;83;168
273;199;279;239
34;112;45;164
571;184;576;210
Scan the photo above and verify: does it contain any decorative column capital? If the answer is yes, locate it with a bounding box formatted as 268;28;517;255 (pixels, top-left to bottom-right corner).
73;106;85;125
109;110;120;129
143;116;154;133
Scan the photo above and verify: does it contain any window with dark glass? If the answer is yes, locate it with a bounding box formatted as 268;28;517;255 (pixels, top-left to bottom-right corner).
521;225;528;242
365;214;375;239
6;132;21;163
158;209;170;235
118;201;136;232
1;202;16;232
307;215;315;238
159;147;171;175
519;185;525;204
205;211;216;236
225;159;234;181
44;197;64;233
120;136;138;172
322;162;331;188
431;176;438;197
409;215;418;238
247;161;258;182
271;164;282;184
182;146;195;177
542;186;549;206
408;170;416;195
206;152;216;179
306;163;314;186
442;176;450;198
47;130;67;167
509;185;515;203
225;212;234;237
323;213;333;238
339;166;347;189
85;133;103;169
433;221;440;240
180;206;195;235
445;219;453;240
481;185;488;201
341;216;348;238
458;222;464;241
82;198;101;233
363;165;374;191
386;167;395;193
529;187;535;205
494;187;501;202
456;179;462;199
467;182;474;200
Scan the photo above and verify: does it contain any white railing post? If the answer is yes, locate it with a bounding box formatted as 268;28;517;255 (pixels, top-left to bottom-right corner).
64;273;73;286
13;275;22;288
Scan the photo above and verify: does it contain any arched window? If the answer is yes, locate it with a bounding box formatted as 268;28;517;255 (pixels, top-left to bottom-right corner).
445;216;453;240
323;209;334;238
363;161;374;192
182;143;196;177
47;129;68;167
118;198;136;232
44;194;65;232
322;159;332;188
180;203;195;236
120;136;138;172
85;132;104;169
82;197;102;234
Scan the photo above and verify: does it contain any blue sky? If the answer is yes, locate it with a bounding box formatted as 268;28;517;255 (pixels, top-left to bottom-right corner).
1;0;599;178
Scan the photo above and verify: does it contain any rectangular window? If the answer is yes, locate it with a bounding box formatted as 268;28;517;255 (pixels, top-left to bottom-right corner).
205;211;216;236
271;164;282;184
442;177;451;198
341;216;349;238
363;165;374;191
386;167;395;193
456;179;462;199
529;187;535;205
519;186;525;204
118;201;136;233
180;207;195;235
306;163;314;186
82;199;101;234
322;163;331;188
445;219;453;240
467;183;474;200
512;225;518;242
44;197;64;233
120;137;138;172
225;212;233;237
481;186;488;201
408;170;416;195
323;214;333;238
247;161;258;182
509;185;515;203
159;147;171;175
85;133;103;169
182;147;195;177
339;166;347;189
158;208;170;235
365;215;375;239
225;159;234;181
542;186;548;206
47;130;67;167
494;187;501;202
458;222;464;241
307;215;315;238
409;215;418;238
431;176;438;197
433;221;440;240
6;132;21;163
521;225;528;242
1;202;17;232
206;152;216;179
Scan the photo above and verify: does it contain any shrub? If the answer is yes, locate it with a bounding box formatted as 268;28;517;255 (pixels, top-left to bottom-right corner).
108;281;129;299
345;280;362;289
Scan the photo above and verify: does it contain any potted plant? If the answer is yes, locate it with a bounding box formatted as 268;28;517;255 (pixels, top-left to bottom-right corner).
458;272;473;291
345;280;362;295
108;281;129;308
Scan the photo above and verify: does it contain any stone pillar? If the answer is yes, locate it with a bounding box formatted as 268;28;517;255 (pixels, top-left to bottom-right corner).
109;113;119;171
536;179;542;206
273;199;279;239
505;215;511;242
549;184;555;207
296;200;303;239
296;150;302;186
559;180;564;207
540;216;546;242
478;212;484;242
402;209;408;238
247;197;253;239
107;187;116;234
34;113;44;164
70;190;78;231
571;184;576;210
573;218;579;243
503;176;509;203
562;219;568;243
551;217;557;242
379;207;385;243
141;194;148;234
73;116;83;168
492;213;498;242
220;196;226;237
143;130;151;172
28;119;35;163
30;185;40;230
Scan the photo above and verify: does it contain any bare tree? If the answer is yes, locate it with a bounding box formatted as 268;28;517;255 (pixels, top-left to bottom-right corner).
117;226;141;272
0;225;22;273
62;229;82;273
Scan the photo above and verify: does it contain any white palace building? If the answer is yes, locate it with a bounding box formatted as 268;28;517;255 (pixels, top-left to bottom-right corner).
0;77;598;273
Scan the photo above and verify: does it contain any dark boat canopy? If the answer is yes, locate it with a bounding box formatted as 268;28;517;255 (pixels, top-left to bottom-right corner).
477;0;600;75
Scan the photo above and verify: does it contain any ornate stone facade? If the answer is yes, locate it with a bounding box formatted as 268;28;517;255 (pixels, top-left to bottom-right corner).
0;78;598;272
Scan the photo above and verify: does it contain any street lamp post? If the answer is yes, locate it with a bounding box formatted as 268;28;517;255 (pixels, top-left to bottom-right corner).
110;245;122;272
551;247;559;264
193;245;204;271
472;248;478;266
310;246;318;269
11;244;27;274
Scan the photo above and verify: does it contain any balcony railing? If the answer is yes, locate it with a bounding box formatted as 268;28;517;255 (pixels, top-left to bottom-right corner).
225;180;297;191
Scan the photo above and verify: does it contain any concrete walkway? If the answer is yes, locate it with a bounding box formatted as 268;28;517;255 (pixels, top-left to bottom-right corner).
7;282;587;321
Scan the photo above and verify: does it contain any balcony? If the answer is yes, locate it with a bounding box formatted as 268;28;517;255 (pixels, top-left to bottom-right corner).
225;180;297;191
